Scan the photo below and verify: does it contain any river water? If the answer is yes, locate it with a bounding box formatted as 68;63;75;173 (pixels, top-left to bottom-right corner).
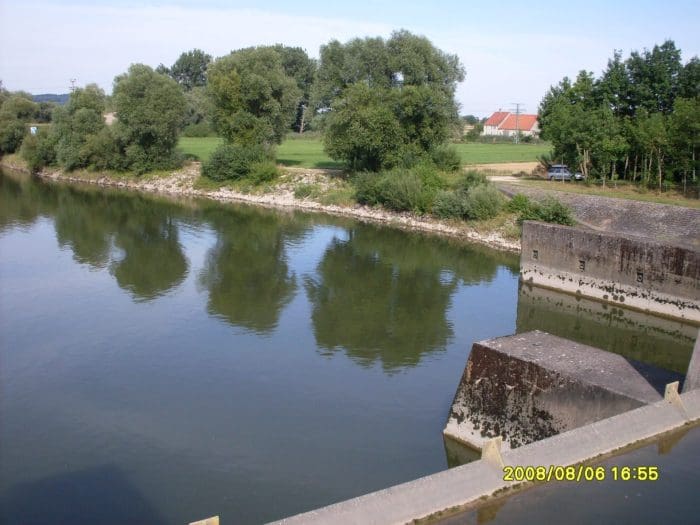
0;170;696;524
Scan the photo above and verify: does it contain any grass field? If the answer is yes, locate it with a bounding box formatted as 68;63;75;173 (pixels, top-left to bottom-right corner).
178;135;551;169
453;143;551;164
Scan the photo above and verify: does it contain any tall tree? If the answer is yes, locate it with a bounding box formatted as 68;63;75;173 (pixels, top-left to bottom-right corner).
113;64;186;172
169;49;212;91
272;45;316;132
317;30;464;171
207;46;301;146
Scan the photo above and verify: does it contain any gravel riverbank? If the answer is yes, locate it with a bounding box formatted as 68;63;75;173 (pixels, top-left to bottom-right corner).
1;158;521;252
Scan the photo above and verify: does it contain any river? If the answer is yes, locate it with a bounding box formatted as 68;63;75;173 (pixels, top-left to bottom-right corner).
0;169;696;524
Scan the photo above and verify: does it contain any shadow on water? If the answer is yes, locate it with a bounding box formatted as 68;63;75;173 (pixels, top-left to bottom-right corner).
305;223;519;372
0;465;166;525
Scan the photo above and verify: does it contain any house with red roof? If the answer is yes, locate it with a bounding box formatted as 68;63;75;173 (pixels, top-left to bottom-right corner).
482;111;540;138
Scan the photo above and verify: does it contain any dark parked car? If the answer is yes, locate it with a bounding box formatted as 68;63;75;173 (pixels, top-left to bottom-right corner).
547;164;585;181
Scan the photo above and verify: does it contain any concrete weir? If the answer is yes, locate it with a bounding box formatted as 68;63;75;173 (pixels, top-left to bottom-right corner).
520;221;700;323
443;331;681;450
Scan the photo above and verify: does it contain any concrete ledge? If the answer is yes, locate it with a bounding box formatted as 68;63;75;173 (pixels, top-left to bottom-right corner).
270;391;699;525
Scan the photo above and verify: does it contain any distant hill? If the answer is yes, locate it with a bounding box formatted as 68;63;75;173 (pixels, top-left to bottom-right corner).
33;93;69;104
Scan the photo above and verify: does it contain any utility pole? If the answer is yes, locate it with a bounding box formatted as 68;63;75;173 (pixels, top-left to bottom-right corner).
510;103;524;144
70;78;77;92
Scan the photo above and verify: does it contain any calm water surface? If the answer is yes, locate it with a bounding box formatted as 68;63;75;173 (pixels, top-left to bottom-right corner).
0;170;695;524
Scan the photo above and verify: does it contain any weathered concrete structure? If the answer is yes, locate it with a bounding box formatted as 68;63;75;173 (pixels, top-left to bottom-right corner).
520;221;700;323
271;388;700;525
443;331;681;450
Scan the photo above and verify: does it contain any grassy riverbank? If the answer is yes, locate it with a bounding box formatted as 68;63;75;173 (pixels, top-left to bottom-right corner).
178;135;551;167
0;155;522;252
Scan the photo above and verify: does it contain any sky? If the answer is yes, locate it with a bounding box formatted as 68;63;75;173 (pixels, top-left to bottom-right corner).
1;0;699;117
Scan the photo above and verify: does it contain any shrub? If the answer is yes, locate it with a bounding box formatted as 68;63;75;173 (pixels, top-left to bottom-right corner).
534;197;575;225
20;129;58;172
516;196;575;226
248;160;279;185
376;170;431;213
201;143;268;181
433;190;468;219
458;170;487;191
0;117;26;155
463;184;503;220
294;183;318;199
353;167;438;213
353;172;382;205
506;193;531;213
430;145;462;172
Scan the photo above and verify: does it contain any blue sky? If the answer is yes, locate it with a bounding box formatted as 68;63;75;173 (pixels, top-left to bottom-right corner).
1;0;699;117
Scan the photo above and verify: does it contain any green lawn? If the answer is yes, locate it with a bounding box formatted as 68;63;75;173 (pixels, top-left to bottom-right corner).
452;143;551;164
178;135;551;168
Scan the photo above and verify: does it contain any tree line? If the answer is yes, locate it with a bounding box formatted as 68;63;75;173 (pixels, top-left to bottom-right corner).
539;41;699;190
1;30;469;181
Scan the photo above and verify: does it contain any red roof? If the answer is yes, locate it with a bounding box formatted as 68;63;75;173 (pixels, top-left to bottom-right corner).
499;114;538;131
484;111;509;127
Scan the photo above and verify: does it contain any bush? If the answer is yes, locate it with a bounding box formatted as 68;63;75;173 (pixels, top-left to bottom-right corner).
430;145;461;172
534;197;575;225
433;190;468;219
506;193;531;213
516;196;575;226
353;167;439;213
20;130;58;172
0;118;26;154
463;184;503;220
458;170;487;191
377;171;432;213
294;183;319;199
248;160;279;185
201;143;268;181
353;172;382;205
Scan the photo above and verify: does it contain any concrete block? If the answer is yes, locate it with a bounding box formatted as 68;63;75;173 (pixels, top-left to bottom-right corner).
444;331;681;450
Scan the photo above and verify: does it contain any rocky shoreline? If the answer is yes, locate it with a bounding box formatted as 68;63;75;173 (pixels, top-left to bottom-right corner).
0;158;521;253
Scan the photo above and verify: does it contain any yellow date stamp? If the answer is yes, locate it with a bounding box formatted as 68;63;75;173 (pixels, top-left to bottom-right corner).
503;465;660;482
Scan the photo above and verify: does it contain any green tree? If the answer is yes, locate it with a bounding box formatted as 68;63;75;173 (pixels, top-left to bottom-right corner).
52;84;107;170
113;64;187;172
207;46;301;146
169;48;212;91
272;45;316;132
317;30;464;171
0;93;39;154
669;97;700;190
324;83;403;171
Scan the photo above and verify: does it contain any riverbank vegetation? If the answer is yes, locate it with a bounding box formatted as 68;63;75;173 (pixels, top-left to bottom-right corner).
539;41;699;193
27;31;700;234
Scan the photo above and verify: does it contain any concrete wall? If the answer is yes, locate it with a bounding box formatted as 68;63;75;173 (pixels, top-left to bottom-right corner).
520;221;700;323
